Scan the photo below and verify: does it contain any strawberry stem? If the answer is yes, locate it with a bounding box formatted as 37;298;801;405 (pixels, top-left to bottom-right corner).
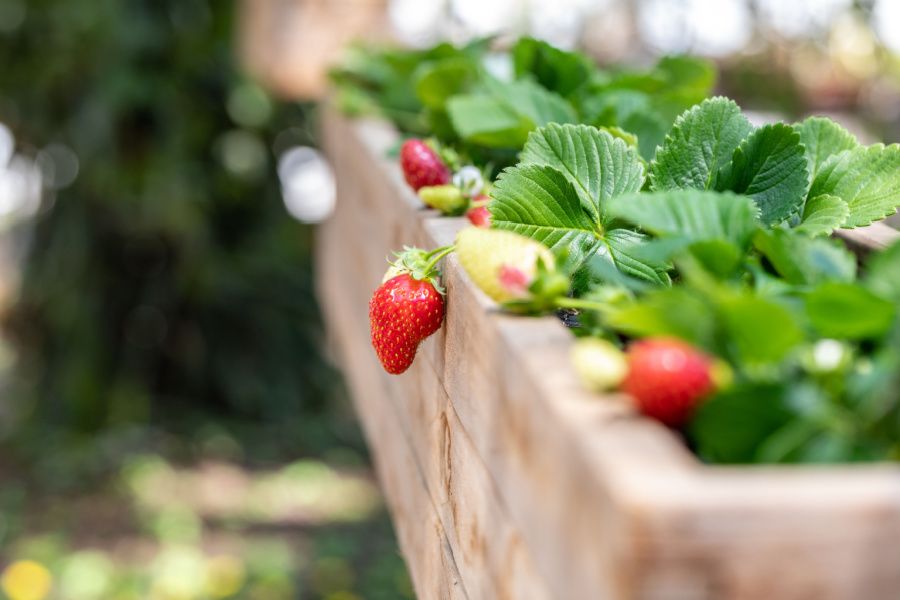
554;297;613;313
423;245;455;274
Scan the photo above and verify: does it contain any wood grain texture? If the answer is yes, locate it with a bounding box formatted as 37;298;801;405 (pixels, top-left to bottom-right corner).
318;108;900;600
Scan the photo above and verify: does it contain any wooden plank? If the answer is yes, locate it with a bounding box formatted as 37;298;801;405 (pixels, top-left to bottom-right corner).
833;221;900;254
320;107;900;600
319;110;552;599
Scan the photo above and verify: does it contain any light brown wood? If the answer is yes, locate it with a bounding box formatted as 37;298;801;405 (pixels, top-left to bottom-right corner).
317;108;900;600
833;221;900;254
238;0;388;99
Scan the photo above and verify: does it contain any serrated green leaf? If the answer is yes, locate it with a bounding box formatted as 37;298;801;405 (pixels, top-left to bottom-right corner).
649;97;753;191
718;293;804;365
795;194;849;236
520;124;645;225
806;282;896;340
597;126;638;149
608;189;760;248
716;123;810;226
808;144;900;228
864;239;900;302
795;116;858;182
489;164;602;271
753;229;857;286
603;229;671;285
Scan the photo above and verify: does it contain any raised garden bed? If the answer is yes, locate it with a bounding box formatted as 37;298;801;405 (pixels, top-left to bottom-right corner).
316;107;900;600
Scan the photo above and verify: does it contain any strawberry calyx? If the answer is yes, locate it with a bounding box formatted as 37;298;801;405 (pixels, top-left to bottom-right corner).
382;245;455;294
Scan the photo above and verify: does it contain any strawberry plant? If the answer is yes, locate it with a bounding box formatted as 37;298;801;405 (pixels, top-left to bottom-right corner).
344;39;900;465
476;97;900;464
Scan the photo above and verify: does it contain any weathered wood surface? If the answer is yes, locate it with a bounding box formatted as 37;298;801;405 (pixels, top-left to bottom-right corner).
317;108;900;600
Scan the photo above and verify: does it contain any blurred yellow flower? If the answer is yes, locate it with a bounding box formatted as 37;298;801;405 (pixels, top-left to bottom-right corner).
1;560;53;600
204;555;246;598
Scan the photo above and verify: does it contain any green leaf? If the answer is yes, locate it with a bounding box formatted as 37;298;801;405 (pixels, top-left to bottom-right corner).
794;194;849;236
414;57;479;110
716;123;810;226
494;79;577;125
603;229;671;285
597;126;638;150
446;95;532;147
687;239;743;278
795;116;858;182
718;294;804;366
447;79;577;148
690;383;792;464
489;164;602;271
608;189;760;248
620;110;670;160
512;37;594;98
753;229;857;286
607;287;715;348
520;124;645;225
650;56;717;121
808;144;900;228
864;239;900;302
649;97;753;191
805;282;897;340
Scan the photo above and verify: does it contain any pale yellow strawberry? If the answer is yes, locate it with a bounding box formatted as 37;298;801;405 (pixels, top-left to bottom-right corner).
455;227;554;303
571;338;628;392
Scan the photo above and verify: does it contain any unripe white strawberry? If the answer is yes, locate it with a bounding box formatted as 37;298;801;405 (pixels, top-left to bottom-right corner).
571;338;628;392
455;227;554;303
418;184;467;215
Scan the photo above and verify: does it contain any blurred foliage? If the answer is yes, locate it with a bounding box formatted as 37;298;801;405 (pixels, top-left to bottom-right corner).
0;455;413;600
0;1;414;598
331;38;715;166
0;0;354;465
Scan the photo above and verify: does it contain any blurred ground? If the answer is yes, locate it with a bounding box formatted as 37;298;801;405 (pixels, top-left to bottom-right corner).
0;451;412;599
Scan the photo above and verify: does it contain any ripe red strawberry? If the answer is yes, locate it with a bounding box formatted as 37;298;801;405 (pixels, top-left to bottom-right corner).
400;139;450;191
369;246;449;375
621;338;715;427
466;194;491;227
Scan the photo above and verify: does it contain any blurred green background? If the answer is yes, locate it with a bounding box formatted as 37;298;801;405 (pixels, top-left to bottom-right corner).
0;1;412;598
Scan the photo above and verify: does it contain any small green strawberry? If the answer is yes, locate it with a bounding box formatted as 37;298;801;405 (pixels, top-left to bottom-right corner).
455;227;555;303
418;184;467;215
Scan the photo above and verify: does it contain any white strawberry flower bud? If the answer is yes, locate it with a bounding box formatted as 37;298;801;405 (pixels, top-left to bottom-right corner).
452;165;484;198
805;339;852;373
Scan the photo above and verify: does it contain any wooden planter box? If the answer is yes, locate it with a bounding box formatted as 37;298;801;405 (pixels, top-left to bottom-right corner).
316;109;900;600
